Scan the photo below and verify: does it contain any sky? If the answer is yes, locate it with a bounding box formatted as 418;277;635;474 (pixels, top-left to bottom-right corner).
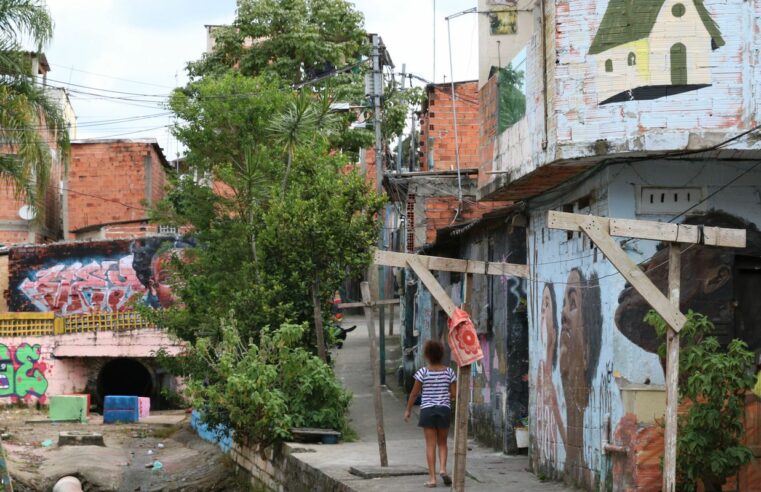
42;0;478;160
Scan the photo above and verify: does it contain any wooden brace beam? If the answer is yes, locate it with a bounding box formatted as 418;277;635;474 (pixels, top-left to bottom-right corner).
374;250;529;278
579;216;687;332
548;211;746;248
337;299;400;309
406;258;458;317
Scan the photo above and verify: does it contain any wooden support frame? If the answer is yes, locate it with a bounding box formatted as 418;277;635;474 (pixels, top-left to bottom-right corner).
375;249;529;278
547;210;746;492
371;250;527;490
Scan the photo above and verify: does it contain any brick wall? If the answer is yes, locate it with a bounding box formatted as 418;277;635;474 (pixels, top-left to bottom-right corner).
479;75;499;188
423;196;510;245
68;141;168;238
419;82;481;172
0;142;64;245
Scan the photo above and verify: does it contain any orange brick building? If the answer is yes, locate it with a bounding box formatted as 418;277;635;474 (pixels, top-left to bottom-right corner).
387;80;510;252
0;55;74;247
67;139;171;240
419;81;481;172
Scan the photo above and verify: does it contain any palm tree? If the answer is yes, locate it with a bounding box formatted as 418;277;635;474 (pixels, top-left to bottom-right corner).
269;90;319;194
0;0;70;219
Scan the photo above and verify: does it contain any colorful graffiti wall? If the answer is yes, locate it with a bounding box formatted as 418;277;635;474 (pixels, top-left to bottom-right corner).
8;236;192;314
527;160;761;490
0;343;48;400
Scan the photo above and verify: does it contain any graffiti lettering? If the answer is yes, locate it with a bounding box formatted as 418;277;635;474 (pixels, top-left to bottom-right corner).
13;237;194;314
0;343;48;399
19;256;145;314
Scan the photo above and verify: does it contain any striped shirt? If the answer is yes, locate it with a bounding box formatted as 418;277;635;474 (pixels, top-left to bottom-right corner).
414;367;456;409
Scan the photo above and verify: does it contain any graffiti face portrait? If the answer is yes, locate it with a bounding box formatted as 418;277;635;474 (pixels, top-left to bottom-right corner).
557;268;602;480
615;211;761;356
132;237;194;309
540;284;558;365
150;250;180;308
559;270;586;391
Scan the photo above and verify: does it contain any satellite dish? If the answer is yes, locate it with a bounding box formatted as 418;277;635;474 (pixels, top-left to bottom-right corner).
18;205;36;221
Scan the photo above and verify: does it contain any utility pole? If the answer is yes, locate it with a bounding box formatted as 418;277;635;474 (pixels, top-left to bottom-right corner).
370;34;387;385
395;63;407;174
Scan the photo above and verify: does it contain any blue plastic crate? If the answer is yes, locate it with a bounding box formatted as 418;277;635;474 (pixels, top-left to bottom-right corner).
103;395;139;424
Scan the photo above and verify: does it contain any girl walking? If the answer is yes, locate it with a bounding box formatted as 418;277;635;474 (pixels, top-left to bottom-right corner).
404;340;457;488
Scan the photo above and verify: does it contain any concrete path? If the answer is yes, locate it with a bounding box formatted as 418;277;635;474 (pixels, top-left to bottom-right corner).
293;316;571;491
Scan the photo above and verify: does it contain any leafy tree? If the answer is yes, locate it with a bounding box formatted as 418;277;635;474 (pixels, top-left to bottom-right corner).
157;72;383;357
191;0;368;84
259;150;383;360
646;310;756;492
0;0;70;217
498;65;526;133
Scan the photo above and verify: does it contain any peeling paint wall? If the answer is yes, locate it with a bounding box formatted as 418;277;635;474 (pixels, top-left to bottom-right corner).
527;160;761;489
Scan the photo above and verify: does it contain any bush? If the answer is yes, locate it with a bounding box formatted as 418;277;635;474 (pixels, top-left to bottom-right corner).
646;310;755;492
185;316;351;449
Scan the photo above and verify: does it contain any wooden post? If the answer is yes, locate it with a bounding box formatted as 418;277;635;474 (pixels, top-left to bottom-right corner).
389;304;394;336
311;280;327;363
663;244;681;492
379;304;386;386
360;281;388;467
453;365;471;491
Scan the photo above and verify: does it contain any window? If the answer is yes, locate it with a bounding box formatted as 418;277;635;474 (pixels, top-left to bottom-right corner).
605;59;613;72
627;52;636;66
672;3;686;17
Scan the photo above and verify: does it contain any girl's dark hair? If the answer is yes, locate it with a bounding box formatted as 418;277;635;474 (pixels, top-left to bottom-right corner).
424;340;444;365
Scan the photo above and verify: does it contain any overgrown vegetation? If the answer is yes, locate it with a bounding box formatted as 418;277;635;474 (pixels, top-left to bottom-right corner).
185;319;351;449
646;310;756;492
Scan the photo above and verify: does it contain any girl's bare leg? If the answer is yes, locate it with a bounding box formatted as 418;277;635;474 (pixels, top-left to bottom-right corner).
424;427;438;484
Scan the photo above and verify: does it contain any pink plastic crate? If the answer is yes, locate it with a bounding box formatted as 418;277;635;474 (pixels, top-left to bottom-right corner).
138;397;150;419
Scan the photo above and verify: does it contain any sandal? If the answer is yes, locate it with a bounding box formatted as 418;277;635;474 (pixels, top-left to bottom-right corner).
440;473;452;486
424;481;437;488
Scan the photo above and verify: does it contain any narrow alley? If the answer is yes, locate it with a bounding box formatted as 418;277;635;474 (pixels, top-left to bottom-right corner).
289;316;571;491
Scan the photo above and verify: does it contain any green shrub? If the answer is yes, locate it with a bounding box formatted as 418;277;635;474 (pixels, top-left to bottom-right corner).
185;316;351;450
646;310;755;491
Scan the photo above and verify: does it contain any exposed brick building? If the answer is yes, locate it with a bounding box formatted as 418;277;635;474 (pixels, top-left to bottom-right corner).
67;139;170;240
418;81;480;172
0;55;75;247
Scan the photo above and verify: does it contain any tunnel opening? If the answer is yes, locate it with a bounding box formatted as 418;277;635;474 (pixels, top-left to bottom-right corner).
96;358;153;405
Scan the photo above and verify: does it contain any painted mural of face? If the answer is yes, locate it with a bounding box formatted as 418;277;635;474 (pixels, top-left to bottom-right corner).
559;270;587;397
149;250;178;309
541;284;557;365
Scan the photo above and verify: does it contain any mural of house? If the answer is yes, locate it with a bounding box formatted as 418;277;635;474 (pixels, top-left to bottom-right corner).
590;0;726;104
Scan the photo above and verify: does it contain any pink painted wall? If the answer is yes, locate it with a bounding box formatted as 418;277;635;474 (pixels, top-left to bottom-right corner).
0;328;184;405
